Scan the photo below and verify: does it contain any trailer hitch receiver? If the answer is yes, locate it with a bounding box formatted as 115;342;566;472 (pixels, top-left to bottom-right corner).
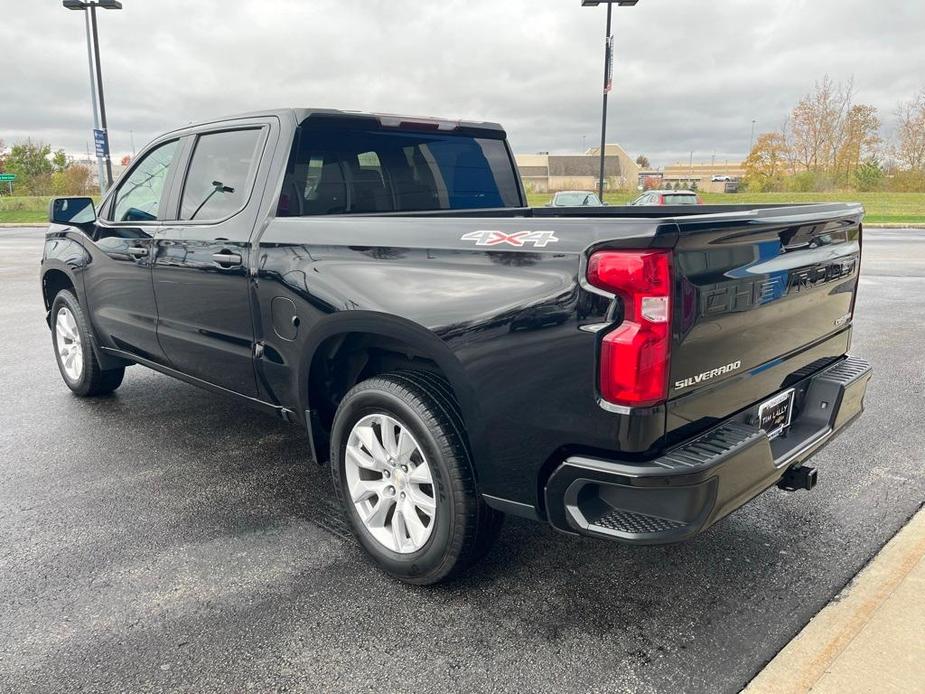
778;465;817;492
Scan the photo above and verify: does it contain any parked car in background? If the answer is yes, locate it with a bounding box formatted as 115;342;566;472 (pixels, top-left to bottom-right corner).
629;190;702;206
711;175;733;182
546;190;604;207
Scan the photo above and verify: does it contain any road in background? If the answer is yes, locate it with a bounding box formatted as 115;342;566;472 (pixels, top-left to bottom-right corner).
0;227;923;693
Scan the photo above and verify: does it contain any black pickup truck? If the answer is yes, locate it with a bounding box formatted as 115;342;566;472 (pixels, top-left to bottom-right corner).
42;108;871;584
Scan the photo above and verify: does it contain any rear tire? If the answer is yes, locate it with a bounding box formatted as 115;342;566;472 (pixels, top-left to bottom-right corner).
330;372;502;584
51;290;125;397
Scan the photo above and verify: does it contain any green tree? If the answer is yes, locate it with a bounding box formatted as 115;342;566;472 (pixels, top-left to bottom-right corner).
6;140;55;195
52;149;69;173
635;155;651;169
853;159;884;191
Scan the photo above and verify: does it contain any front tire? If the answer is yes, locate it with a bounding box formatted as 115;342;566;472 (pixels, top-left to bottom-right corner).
51;290;125;397
330;372;502;584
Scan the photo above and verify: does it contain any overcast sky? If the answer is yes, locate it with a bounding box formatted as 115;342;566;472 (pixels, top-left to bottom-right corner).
2;0;923;168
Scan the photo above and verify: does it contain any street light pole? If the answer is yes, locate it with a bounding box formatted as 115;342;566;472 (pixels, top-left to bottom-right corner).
81;9;106;195
64;0;121;192
749;119;757;155
582;1;638;200
596;3;612;201
88;4;113;189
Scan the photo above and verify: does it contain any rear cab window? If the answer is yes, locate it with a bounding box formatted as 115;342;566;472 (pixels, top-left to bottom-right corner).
278;125;522;216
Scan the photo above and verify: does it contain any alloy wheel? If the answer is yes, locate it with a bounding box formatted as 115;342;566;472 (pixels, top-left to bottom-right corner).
55;307;83;381
344;413;437;553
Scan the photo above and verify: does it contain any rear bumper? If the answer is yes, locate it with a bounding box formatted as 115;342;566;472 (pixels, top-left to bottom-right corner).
544;356;872;544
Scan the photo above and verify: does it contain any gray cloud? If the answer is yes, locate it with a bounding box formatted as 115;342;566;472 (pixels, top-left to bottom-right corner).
2;0;923;167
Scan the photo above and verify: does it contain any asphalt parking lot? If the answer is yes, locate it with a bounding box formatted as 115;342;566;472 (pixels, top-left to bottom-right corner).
1;226;923;693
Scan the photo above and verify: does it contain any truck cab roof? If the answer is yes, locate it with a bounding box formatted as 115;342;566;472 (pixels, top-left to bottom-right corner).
162;107;507;139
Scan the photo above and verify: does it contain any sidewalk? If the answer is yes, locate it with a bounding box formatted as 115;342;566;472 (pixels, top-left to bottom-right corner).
745;506;925;694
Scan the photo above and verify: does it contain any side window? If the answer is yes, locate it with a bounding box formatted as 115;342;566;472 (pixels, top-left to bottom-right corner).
111;139;179;222
179;129;263;221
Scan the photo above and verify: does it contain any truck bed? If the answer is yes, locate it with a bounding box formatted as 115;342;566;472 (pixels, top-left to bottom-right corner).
258;201;863;509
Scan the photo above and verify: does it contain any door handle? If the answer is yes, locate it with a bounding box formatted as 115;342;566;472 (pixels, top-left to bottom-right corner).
127;246;148;258
212;251;243;267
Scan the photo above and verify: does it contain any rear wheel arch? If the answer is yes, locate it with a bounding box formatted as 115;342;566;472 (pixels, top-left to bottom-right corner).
300;315;480;465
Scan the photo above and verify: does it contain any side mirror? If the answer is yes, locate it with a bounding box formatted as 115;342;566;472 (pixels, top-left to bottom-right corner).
49;197;96;225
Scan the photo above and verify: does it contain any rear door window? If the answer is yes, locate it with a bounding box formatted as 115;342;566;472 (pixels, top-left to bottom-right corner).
179;129;263;221
279;125;522;215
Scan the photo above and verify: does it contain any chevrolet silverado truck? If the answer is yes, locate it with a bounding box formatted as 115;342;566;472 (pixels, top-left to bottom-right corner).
42;108;871;584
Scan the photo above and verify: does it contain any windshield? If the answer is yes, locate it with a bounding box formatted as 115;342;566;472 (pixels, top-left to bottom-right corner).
554;192;600;206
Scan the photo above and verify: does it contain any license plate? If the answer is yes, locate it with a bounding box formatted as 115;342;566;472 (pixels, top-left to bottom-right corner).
758;389;795;439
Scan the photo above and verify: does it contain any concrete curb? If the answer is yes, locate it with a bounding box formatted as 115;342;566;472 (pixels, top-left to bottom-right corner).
745;506;925;694
865;224;925;229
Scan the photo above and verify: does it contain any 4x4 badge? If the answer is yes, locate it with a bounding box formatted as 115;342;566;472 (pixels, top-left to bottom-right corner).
461;230;559;248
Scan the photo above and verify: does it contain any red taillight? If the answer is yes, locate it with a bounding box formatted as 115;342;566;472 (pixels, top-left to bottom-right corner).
696;195;704;205
587;250;672;408
658;194;665;205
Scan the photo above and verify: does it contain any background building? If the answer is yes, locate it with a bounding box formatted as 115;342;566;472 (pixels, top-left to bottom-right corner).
661;160;746;192
515;144;640;193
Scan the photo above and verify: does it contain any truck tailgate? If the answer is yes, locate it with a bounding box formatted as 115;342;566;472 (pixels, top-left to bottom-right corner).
666;205;863;441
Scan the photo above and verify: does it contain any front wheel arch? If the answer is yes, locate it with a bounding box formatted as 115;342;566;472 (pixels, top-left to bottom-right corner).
43;270;131;372
50;289;125;397
42;268;76;315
